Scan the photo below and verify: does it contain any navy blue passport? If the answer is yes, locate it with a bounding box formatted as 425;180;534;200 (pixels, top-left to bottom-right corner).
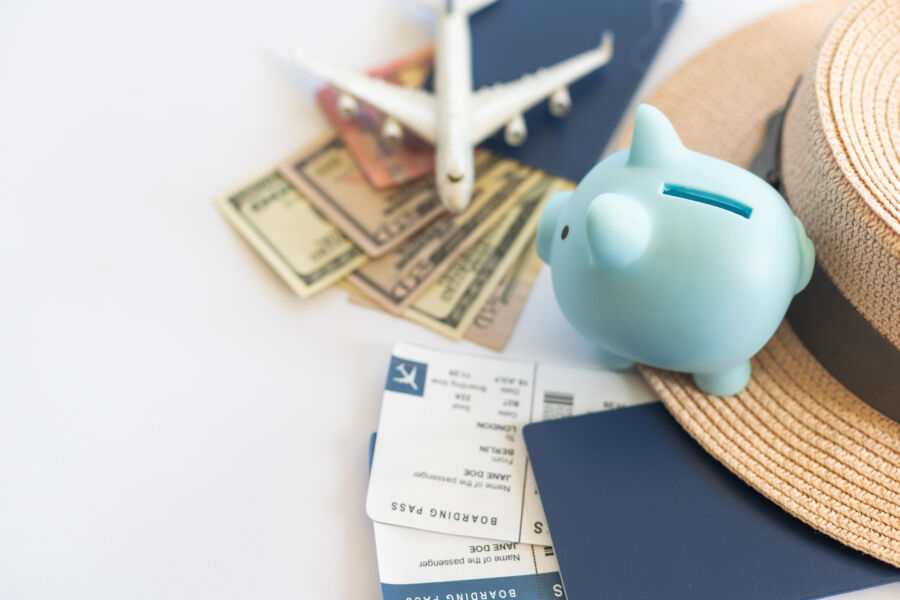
523;403;900;599
468;0;682;180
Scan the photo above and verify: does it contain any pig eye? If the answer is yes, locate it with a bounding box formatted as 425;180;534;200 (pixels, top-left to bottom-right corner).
561;225;569;240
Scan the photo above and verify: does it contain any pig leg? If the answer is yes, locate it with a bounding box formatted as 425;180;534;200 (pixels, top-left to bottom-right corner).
593;345;635;370
692;360;751;396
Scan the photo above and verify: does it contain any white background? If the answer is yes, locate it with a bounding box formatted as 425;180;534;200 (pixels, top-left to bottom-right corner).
2;0;898;598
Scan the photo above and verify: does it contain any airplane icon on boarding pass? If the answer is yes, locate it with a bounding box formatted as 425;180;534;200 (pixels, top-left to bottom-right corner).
385;356;428;396
393;364;418;390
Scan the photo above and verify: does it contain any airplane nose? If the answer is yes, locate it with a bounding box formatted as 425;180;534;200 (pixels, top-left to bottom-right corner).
441;170;469;212
445;192;464;213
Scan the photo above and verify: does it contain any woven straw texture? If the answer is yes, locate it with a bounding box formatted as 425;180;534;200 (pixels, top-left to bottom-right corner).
615;0;900;566
783;0;900;348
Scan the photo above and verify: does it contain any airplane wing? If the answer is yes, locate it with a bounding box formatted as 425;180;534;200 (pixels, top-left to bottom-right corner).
469;32;614;145
292;49;437;142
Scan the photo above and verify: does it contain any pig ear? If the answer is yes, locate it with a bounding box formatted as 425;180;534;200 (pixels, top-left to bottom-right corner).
627;104;685;168
586;193;651;269
536;190;572;263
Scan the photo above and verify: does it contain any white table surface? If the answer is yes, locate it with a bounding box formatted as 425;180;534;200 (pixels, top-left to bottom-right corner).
2;0;898;597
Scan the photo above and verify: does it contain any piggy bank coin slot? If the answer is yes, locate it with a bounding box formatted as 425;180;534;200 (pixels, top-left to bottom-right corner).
662;183;752;219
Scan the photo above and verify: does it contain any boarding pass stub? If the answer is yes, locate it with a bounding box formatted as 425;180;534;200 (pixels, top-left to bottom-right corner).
366;343;655;545
375;522;565;600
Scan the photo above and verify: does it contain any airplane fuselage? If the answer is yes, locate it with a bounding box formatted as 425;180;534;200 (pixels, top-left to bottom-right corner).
434;7;476;212
292;0;613;213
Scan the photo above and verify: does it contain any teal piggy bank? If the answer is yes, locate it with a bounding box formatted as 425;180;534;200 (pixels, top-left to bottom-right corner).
537;105;815;396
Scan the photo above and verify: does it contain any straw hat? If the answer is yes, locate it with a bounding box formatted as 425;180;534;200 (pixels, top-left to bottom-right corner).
614;0;900;567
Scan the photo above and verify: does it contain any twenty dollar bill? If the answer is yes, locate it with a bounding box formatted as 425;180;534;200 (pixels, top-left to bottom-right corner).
463;240;545;351
346;239;547;352
348;154;538;314
405;176;571;340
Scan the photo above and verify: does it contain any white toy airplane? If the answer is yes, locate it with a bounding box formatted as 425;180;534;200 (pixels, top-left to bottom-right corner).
293;0;613;212
393;364;419;390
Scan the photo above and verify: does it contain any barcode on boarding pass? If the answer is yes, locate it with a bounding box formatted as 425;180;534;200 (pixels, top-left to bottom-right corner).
542;391;574;420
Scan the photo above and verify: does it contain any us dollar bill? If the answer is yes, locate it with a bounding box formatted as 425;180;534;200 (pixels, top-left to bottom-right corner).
215;169;367;299
278;134;446;258
404;175;571;340
347;155;538;314
345;239;547;351
463;239;545;351
344;235;550;350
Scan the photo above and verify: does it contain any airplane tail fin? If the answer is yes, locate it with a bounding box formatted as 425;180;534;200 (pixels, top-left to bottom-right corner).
408;0;499;14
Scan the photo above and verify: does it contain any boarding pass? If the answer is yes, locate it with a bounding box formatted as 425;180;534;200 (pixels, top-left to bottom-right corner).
366;343;655;545
370;436;567;600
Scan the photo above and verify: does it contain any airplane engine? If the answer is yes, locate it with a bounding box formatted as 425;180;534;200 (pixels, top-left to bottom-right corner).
337;92;358;120
504;114;527;147
380;117;403;146
549;87;572;117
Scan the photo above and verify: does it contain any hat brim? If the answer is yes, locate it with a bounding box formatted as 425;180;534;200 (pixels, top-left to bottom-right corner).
614;0;900;567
